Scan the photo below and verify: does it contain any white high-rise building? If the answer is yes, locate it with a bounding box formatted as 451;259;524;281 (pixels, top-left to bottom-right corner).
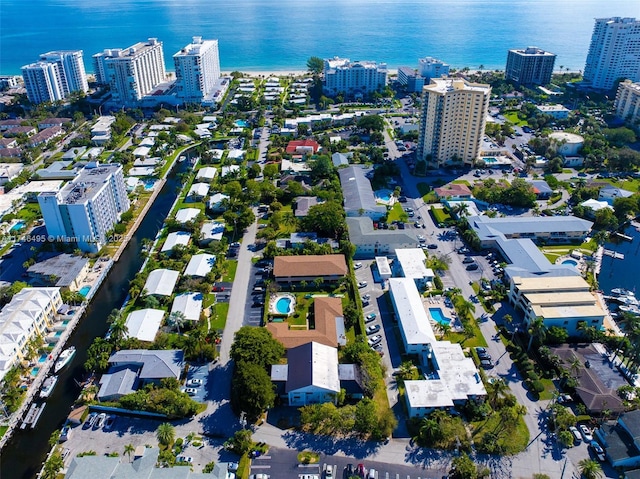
584;17;640;91
416;78;490;171
614;80;640;124
40;50;89;95
38;163;130;253
323;57;388;97
95;38;166;107
22;62;65;104
173;36;220;104
418;57;450;81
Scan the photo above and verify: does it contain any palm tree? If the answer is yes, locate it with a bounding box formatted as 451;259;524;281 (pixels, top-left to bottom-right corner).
456;298;476;319
124;443;135;462
156;423;175;447
578;458;602;479
168;311;186;334
527;317;547;351
486;378;509;408
108;317;129;347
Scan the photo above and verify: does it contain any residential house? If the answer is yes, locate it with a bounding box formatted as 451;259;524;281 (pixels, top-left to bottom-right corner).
184;253;215;278
597;410;640;469
338;166;387;220
599;186;634;205
171;292;203;322
331;152;351;167
143;269;179;296
187;182;210;201
273;254;347;283
285;139;320;155
346;217;418;259
124;308;164;342
433;183;473;200
199;221;225;245
527;179;553;199
161;231;191;254
294;196;319;217
174;207;201;225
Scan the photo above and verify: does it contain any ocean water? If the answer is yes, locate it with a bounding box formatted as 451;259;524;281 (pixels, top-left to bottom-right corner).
1;0;638;75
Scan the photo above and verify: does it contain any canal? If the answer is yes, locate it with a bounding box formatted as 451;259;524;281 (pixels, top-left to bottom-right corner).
0;160;188;479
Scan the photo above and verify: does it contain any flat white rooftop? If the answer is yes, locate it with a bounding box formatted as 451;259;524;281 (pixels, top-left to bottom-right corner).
389;277;436;345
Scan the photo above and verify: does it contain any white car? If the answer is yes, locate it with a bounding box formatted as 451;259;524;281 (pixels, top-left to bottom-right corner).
187;379;203;387
176;455;193;463
580;424;594;442
185;387;197;396
354;262;363;269
569;426;582;443
324;464;334;478
365;313;377;323
367;335;382;346
358;281;368;288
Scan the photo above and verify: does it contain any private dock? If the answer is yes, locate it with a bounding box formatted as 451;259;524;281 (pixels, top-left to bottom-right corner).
603;249;625;260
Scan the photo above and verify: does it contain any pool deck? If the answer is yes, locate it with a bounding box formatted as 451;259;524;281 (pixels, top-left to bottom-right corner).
423;294;463;332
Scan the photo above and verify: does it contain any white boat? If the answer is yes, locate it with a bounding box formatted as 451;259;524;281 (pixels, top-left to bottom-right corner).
54;347;76;373
612;288;633;296
39;375;58;398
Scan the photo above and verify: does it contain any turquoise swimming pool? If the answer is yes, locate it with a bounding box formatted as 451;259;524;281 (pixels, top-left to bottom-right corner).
10;221;25;232
79;285;91;297
482;157;498;163
429;307;449;325
276;297;293;314
31;367;40;377
374;189;393;203
562;259;578;267
143;179;156;190
235;119;249;128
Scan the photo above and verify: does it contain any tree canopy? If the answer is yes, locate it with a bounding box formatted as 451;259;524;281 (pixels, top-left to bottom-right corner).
301;201;346;239
357;115;385;133
306;56;324;75
230;326;284;369
231;361;276;421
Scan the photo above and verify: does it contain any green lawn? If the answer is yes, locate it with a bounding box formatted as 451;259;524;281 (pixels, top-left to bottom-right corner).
211;302;228;331
0;425;7;439
503;111;528;127
417;182;431;197
471;413;529;454
430;206;451;225
387;203;408;223
223;261;238;282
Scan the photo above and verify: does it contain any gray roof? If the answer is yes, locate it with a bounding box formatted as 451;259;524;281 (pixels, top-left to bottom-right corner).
498;237;579;277
468;215;593;242
285;342;340;394
346;217;418;251
338;166;386;216
97;365;138;400
332;152;351;167
27;253;89;287
271;364;288;381
184;253;215;277
294;196;319;217
108;349;183;380
527;179;552;194
65;455;119;479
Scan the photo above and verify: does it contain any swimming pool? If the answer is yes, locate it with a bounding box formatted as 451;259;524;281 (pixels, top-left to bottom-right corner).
78;285;91;297
38;354;47;363
31;367;40;377
429;308;449;325
275;297;293;315
143;179;156;190
10;221;25;232
482;157;498;163
562;259;578;267
234;119;249;128
374;188;394;204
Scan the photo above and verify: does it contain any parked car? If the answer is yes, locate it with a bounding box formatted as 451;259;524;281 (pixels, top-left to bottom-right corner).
569;426;582;443
84;412;97;429
590;440;605;462
361;294;371;301
557;394;573;404
475;347;491;360
466;263;479;271
366;324;381;335
346;464;355;475
580;424;594;442
367;335;382;346
103;415;115;431
93;413;107;430
404;207;414;213
365;313;377;323
228;463;239;472
426;243;438;249
176;455;193;463
480;359;494;369
185;387;197;396
358;281;368;288
324;464;334;478
187;379;203;387
354;262;363;269
356;464;366;476
398;196;407;203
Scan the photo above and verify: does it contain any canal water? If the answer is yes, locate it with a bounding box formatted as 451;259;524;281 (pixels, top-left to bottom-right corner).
0;161;188;479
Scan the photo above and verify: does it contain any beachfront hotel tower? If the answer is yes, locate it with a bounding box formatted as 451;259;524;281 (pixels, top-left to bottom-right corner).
583;17;640;91
38;163;130;253
416;78;490;173
93;38;166;107
173;37;221;104
322;57;388;98
505;47;556;86
22;50;88;104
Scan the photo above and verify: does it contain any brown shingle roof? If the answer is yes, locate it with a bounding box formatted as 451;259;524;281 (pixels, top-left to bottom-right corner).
273;254;347;279
267;296;342;349
434;183;472;198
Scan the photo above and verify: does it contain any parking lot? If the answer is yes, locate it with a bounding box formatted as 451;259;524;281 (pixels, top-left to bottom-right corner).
249;447;447;479
183;362;211;403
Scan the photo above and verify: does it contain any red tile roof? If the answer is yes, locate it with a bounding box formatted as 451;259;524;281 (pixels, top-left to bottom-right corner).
285;139;320;154
434;183;472;198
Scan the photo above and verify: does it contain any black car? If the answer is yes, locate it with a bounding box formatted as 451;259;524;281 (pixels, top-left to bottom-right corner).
426;243;438;249
462;257;475;264
466;263;479;271
475;347;491;360
398;196;407;203
346;464;355;475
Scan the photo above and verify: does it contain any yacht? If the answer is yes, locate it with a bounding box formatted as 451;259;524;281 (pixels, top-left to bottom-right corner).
54;347;76;373
39;375;58;399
